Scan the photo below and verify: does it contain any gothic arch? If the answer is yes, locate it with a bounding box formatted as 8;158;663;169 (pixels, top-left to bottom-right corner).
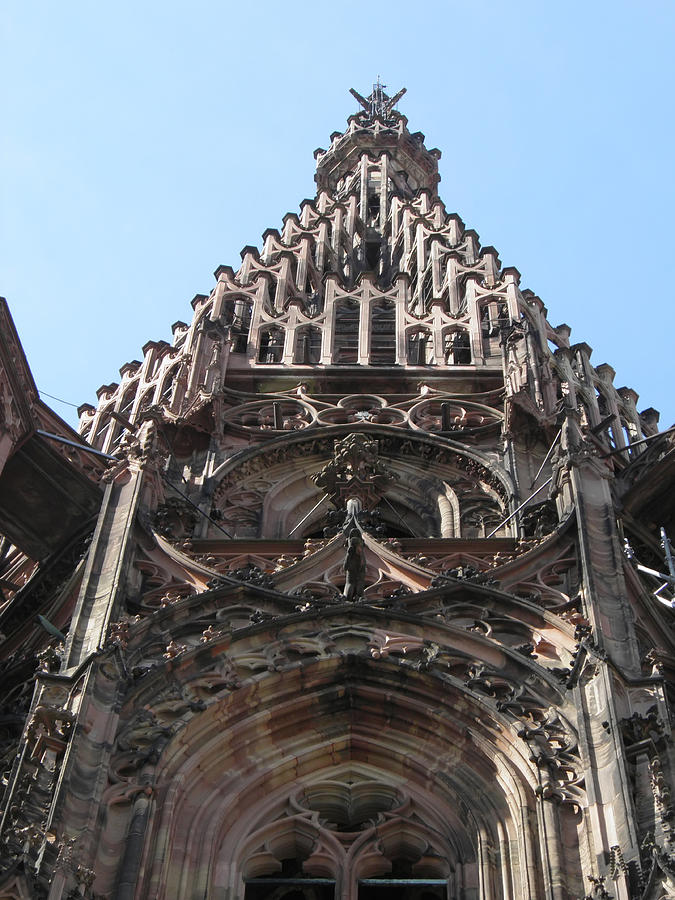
210;426;514;541
91;592;586;899
129;654;553;899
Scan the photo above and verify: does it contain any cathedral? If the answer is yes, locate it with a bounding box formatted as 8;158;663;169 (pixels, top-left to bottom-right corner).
1;84;675;900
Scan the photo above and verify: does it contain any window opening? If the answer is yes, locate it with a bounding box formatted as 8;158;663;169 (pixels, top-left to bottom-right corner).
480;304;491;335
367;194;381;228
295;327;322;364
232;300;252;353
445;331;471;365
359;861;447;900
259;328;284;364
365;241;380;272
305;293;322;317
421;270;434;309
370;301;396;365
407;330;431;365
358;880;447;900
334;301;360;364
160;371;176;405
92;414;112;450
246;859;335;900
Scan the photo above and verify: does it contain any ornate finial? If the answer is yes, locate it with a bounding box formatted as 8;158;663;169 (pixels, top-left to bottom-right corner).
311;433;396;509
349;80;406;123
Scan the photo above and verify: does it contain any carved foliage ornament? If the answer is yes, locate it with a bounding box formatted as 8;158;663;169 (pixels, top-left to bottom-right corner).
312;433;396;508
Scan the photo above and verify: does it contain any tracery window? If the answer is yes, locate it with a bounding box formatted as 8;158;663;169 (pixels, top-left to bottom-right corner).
238;775;461;900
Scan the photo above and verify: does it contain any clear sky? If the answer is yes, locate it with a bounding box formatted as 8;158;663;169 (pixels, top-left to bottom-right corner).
3;1;674;429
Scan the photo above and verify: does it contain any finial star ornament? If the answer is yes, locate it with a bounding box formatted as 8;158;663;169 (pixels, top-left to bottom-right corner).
349;82;407;121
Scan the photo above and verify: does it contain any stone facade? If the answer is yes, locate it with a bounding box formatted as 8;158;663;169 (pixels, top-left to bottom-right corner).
1;83;675;899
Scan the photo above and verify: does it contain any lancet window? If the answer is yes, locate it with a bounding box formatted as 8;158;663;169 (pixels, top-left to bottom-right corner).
334;301;360;364
421;269;434;311
109;388;136;450
259;327;285;364
444;330;471;365
407;328;432;365
366;192;381;228
159;367;177;405
479;301;509;357
92;412;112;450
370;301;396;365
295;327;322;365
231;299;253;353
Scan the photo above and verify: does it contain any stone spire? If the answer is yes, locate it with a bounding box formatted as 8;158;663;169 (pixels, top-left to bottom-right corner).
315;84;441;196
1;87;674;900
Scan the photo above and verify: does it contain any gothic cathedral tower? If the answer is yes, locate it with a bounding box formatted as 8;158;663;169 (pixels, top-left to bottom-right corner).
1;85;675;900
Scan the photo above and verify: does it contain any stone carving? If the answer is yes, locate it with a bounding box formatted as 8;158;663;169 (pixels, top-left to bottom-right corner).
582;875;613;899
106;619;130;650
229;565;275;589
36;643;64;673
55;835;96;891
343;528;366;601
521;498;558;539
431;564;497;589
650;756;674;825
620;707;666;750
163;640;187;659
312;433;395;508
154;497;199;541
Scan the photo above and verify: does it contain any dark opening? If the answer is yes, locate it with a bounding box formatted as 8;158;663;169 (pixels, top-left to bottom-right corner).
232;300;252;353
407;331;430;365
445;331;471;365
367;194;381;227
359;882;446;900
259;329;284;364
296;327;322;364
365;241;380;271
335;302;360;364
246;882;335;900
370;302;396;365
246;861;335;900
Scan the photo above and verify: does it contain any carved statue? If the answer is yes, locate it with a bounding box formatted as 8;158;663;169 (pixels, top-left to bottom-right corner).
312;433;395;508
343;528;366;601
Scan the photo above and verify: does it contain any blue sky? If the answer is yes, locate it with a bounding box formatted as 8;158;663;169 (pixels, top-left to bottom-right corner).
2;1;673;428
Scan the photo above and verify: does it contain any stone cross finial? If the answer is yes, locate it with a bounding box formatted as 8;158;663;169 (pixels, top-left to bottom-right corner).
350;80;407;122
